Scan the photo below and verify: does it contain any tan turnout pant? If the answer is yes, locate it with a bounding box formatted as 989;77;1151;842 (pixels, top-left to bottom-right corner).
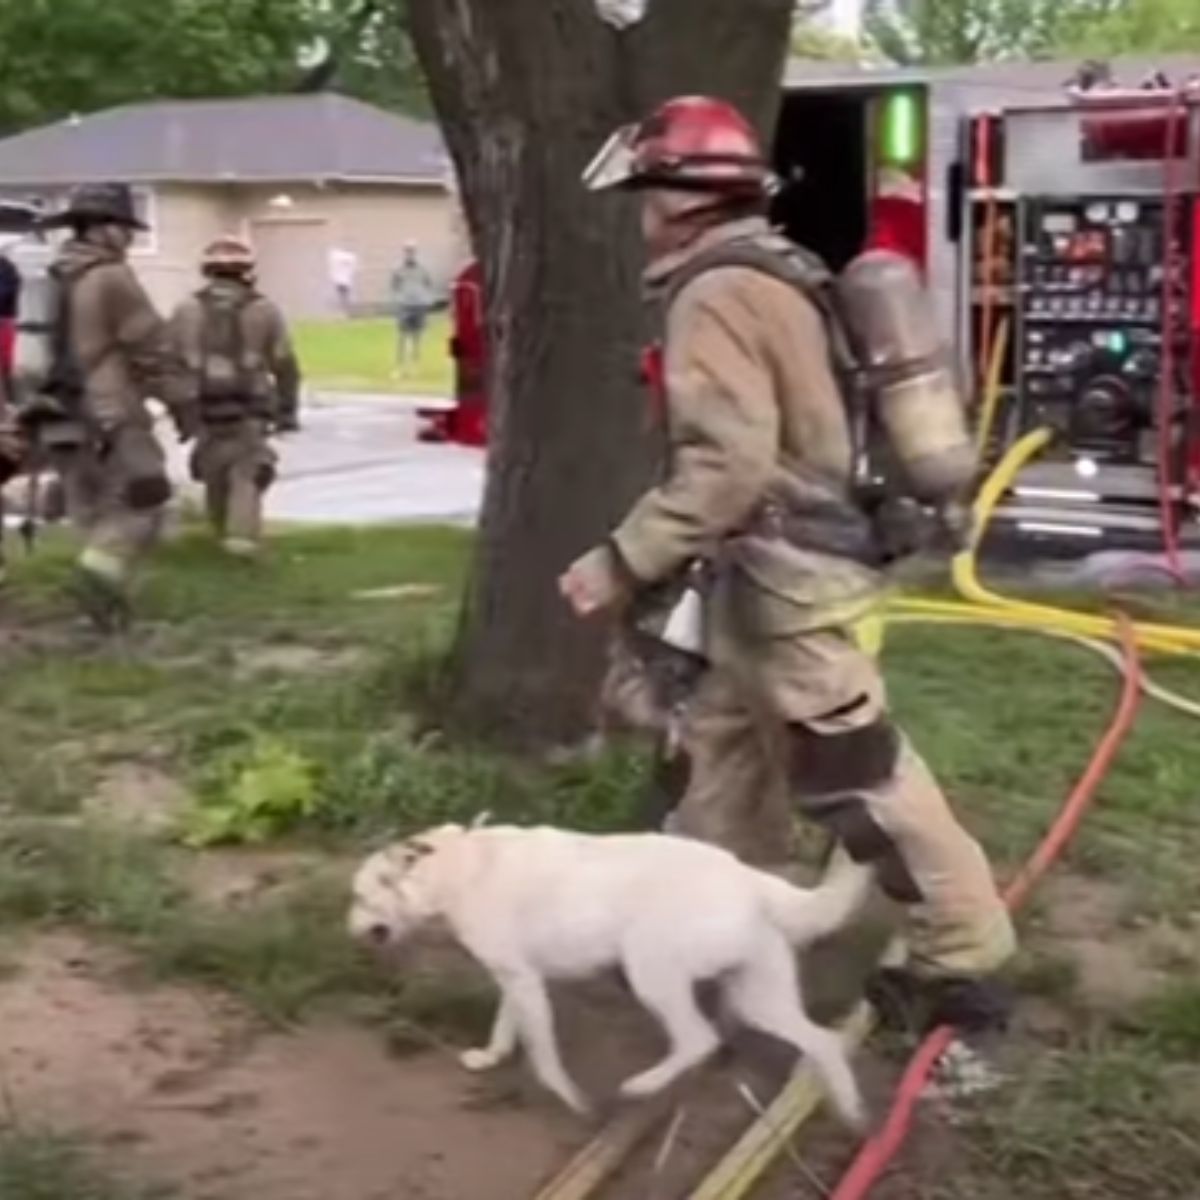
191;419;276;552
669;604;1016;980
53;421;170;583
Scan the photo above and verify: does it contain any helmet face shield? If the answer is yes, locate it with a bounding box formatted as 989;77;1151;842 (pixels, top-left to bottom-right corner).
583;124;640;191
583;98;779;201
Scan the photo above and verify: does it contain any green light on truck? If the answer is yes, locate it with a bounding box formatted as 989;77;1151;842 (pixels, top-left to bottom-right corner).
882;91;920;164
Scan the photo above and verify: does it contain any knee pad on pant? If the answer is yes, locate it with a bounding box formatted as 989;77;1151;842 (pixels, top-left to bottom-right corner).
790;707;900;794
124;473;172;510
254;461;276;491
787;716;922;904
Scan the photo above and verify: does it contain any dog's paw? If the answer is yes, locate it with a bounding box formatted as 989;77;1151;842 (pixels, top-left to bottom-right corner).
460;1048;503;1073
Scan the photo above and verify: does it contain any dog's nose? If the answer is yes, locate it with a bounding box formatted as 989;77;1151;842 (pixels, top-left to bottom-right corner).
366;923;391;946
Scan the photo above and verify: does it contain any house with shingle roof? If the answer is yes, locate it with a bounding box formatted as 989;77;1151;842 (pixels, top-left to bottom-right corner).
0;93;465;318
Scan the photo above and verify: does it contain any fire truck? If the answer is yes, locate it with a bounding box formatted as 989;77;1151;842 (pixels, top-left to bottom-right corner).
428;56;1200;558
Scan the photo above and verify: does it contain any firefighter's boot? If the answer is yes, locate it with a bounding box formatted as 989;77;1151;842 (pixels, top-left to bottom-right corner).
70;565;132;636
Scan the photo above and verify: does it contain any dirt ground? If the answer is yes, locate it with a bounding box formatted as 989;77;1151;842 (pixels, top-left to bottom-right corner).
3;530;1199;1199
0;863;886;1200
0;933;585;1200
0;928;852;1200
0;859;1192;1200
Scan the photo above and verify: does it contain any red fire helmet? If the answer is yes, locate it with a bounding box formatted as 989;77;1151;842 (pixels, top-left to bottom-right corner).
584;95;776;196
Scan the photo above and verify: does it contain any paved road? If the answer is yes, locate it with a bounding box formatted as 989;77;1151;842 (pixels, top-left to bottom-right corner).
165;393;485;526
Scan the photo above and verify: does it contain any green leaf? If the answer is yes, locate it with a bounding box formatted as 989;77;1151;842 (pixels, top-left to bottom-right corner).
182;736;318;848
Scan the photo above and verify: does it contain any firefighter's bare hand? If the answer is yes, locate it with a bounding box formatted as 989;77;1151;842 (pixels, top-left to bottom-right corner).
559;547;629;619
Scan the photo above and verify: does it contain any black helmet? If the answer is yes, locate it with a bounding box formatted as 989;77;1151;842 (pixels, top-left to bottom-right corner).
39;183;147;230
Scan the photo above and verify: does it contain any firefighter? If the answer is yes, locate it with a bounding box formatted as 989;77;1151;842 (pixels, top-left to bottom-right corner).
560;97;1016;1030
170;236;301;558
0;370;21;587
25;183;196;633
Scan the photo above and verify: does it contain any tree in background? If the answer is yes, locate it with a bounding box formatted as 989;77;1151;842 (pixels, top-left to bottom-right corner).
791;24;871;62
1056;0;1200;57
405;0;795;745
787;0;873;62
0;0;427;133
791;0;872;62
863;0;1119;65
295;1;430;114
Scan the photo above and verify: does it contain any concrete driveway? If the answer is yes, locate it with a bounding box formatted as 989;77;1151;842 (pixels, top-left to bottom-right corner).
165;393;485;526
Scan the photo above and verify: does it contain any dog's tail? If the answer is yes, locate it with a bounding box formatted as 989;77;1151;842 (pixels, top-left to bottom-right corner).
757;849;874;946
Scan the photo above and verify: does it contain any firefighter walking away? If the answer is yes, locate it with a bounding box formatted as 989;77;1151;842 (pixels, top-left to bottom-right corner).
561;96;1016;1032
170;236;301;559
17;183;196;634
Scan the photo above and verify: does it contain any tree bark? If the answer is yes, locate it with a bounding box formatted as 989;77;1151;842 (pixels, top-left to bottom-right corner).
406;0;794;747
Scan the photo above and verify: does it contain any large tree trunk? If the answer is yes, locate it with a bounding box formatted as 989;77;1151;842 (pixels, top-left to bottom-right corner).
407;0;794;746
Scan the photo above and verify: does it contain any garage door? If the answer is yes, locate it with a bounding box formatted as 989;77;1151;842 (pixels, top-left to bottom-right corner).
250;218;331;319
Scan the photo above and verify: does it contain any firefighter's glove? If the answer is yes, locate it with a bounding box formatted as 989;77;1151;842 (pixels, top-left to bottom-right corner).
173;406;201;445
560;544;633;620
274;414;301;435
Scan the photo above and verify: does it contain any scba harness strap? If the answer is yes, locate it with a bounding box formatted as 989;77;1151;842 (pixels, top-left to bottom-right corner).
197;285;261;420
662;234;889;565
659;233;943;567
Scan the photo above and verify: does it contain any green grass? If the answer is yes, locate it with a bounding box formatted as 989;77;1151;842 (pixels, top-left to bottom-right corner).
0;1129;172;1200
0;524;469;819
883;621;1200;914
0;820;380;1023
0;522;646;1023
909;1039;1200;1200
293;315;453;396
5;522;1200;1198
1135;978;1200;1056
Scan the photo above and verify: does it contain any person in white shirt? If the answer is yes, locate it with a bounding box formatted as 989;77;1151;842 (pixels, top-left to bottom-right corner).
328;247;359;317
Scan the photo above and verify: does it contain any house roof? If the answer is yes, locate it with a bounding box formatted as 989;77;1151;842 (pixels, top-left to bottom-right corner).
0;94;449;188
783;54;1200;97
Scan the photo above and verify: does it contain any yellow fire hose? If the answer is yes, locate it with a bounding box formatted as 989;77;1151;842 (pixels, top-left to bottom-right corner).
534;426;1200;1200
896;426;1200;657
683;428;1200;1200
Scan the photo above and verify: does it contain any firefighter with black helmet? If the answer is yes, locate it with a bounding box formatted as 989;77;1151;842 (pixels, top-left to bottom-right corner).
23;182;196;633
560;96;1015;1030
169;236;300;558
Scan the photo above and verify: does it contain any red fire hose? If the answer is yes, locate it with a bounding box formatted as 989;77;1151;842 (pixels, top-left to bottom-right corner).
829;614;1143;1200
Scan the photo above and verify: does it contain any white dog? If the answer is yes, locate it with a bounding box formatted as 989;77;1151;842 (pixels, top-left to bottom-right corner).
348;822;870;1125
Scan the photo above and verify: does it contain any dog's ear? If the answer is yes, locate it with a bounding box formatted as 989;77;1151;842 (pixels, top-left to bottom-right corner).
469;811;492;831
